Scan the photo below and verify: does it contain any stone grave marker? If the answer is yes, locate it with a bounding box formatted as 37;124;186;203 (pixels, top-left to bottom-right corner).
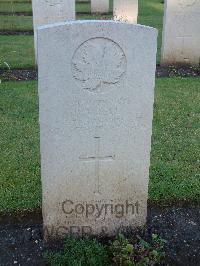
91;0;109;13
161;0;200;65
113;0;138;23
37;20;157;239
32;0;75;61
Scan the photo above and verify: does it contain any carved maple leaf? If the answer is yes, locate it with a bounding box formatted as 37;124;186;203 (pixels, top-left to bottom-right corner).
72;38;126;92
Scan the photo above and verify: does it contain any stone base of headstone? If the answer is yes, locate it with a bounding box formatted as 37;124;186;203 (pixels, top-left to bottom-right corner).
113;0;138;23
91;0;109;13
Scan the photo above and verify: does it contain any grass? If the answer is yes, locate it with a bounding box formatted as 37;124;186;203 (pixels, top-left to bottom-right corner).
0;81;40;211
0;14;114;32
1;0;31;2
0;35;35;69
150;78;200;203
0;2;32;13
0;0;164;68
0;78;199;212
0;15;33;31
0;0;31;3
76;2;91;14
138;0;163;63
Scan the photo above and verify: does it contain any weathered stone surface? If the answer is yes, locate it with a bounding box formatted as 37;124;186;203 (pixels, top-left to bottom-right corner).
32;0;75;61
38;20;157;239
91;0;109;13
161;0;200;65
113;0;138;23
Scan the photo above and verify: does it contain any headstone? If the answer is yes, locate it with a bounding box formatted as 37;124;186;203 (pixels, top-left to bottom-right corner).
38;20;157;240
32;0;75;61
161;0;200;65
113;0;138;23
91;0;109;13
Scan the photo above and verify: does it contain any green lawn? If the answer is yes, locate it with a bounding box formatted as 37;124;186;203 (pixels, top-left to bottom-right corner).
0;2;32;13
150;78;200;204
0;81;40;211
0;2;94;14
0;78;199;212
0;0;31;2
0;14;114;32
0;35;34;69
0;15;33;31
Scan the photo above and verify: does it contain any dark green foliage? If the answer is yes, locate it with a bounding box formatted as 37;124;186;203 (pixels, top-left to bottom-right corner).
44;237;110;266
44;234;166;266
110;234;166;266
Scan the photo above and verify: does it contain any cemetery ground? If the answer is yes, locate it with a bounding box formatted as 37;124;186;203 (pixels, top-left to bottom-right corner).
0;0;200;265
0;79;200;265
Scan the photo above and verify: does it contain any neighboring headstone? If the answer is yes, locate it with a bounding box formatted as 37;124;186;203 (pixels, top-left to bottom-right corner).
91;0;109;13
113;0;138;23
38;20;157;240
32;0;75;61
161;0;200;65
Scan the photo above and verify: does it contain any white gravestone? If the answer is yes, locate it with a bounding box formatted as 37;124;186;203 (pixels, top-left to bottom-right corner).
113;0;138;23
32;0;75;61
38;20;157;239
91;0;109;13
161;0;200;65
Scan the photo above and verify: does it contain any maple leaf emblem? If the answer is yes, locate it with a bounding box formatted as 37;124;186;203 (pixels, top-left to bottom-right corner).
72;38;126;92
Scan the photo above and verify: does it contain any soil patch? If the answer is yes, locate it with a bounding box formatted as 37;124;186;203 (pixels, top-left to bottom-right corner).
1;66;200;82
0;69;37;81
0;205;199;265
0;30;33;35
156;65;200;77
0;12;32;16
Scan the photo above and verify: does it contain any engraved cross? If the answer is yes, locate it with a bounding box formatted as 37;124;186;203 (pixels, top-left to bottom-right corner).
79;137;115;194
177;35;192;63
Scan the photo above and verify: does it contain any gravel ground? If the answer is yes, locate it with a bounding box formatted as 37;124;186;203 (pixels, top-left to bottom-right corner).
0;205;199;266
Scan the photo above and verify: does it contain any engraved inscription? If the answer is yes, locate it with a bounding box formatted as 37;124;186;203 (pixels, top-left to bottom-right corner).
79;137;115;194
67;97;135;130
72;38;127;93
45;0;63;6
178;0;197;8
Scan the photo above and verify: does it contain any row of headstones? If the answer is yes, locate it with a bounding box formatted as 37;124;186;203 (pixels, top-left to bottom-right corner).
76;0;137;21
32;0;200;65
